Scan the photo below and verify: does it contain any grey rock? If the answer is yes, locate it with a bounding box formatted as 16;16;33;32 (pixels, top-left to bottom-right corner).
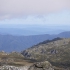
28;61;54;70
0;65;29;70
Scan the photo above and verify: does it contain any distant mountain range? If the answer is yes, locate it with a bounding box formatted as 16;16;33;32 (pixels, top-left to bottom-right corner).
0;28;39;36
0;28;64;36
0;31;70;52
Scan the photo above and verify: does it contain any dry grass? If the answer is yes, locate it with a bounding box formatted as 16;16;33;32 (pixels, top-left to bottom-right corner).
0;52;34;66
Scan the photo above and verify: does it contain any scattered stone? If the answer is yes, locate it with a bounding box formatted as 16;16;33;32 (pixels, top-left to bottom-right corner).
0;61;54;70
0;65;29;70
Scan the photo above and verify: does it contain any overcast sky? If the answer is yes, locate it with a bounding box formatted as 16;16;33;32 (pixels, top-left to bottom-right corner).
0;0;70;26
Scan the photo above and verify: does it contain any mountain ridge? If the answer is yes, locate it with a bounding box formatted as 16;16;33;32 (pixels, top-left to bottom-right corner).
0;31;70;52
21;38;70;68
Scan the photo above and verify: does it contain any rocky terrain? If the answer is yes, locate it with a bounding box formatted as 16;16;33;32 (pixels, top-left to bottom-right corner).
0;65;29;70
0;52;54;70
22;38;70;69
0;61;54;70
0;37;70;70
28;61;54;70
0;61;70;70
0;51;32;70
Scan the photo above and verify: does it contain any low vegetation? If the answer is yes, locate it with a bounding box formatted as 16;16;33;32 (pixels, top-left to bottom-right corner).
0;51;33;66
22;38;70;69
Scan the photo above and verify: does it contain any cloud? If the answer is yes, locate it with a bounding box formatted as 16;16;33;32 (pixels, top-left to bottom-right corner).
0;0;70;19
0;11;70;26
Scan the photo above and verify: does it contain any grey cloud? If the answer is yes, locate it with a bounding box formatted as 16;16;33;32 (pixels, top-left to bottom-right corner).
0;0;70;19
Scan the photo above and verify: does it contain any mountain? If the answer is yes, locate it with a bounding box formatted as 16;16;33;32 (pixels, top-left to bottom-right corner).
0;34;54;52
0;24;65;36
0;31;70;52
0;28;39;36
58;31;70;38
0;28;61;36
21;38;70;68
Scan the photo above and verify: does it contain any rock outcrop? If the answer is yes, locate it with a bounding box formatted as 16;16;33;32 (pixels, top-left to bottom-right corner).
28;61;54;70
22;38;70;68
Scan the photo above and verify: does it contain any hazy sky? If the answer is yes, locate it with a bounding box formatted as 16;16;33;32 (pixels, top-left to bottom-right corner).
0;0;70;26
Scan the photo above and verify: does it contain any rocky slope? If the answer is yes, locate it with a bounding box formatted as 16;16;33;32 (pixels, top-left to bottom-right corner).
0;61;54;70
0;50;68;70
0;61;70;70
21;38;70;68
28;61;54;70
0;51;34;66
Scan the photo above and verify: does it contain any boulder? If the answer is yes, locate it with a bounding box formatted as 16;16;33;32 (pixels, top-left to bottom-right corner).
28;61;54;70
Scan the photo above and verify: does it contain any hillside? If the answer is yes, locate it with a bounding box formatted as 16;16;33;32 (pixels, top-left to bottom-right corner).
21;38;70;68
58;31;70;38
0;51;34;66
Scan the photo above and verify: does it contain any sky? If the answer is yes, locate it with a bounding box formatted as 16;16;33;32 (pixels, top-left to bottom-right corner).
0;0;70;34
